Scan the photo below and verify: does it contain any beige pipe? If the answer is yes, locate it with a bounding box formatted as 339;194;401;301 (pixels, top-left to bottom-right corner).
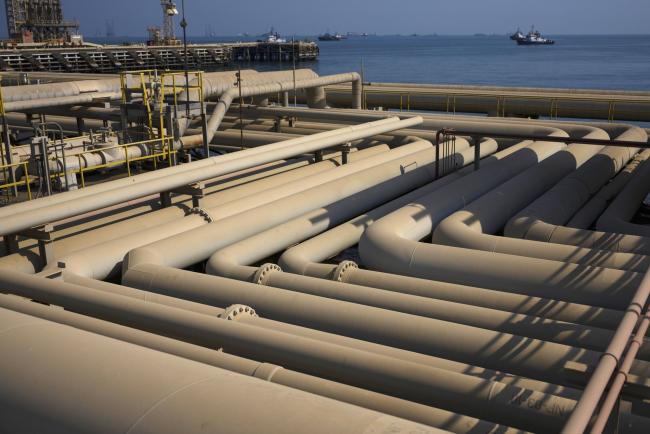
209;143;489;280
0;294;518;434
1;272;585;432
122;264;650;386
506;140;642;238
181;72;363;147
0;307;443;434
0;73;379;226
0;117;414;236
434;143;650;273
568;149;650;229
596;156;650;236
56;142;426;279
0;151;358;273
120;140;434;276
519;158;650;255
63;271;580;401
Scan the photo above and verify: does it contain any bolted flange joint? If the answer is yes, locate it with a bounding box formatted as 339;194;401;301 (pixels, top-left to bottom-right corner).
332;260;359;282
218;304;259;321
253;263;282;285
187;207;214;223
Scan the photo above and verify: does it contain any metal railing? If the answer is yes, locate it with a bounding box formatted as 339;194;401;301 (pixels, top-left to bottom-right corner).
0;160;32;201
120;69;205;142
326;85;650;122
433;128;650;178
72;137;176;189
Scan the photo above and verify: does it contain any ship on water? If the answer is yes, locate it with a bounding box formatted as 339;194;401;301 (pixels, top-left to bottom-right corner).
259;27;287;43
511;26;555;45
509;28;525;40
318;32;346;41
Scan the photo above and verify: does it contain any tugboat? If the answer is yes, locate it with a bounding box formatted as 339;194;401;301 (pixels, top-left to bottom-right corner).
318;32;345;41
513;26;555;45
260;27;287;44
509;28;525;41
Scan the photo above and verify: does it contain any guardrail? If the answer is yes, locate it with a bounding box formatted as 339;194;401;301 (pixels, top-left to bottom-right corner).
1;137;176;201
0;160;31;200
71;137;176;188
434;128;650;179
325;85;650;122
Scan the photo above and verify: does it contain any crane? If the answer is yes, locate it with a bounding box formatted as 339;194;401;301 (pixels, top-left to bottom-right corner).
161;0;179;41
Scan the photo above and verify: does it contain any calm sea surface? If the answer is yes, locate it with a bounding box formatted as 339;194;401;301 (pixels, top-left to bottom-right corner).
91;34;650;90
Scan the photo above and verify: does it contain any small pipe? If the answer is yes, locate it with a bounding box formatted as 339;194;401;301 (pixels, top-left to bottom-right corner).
561;267;650;434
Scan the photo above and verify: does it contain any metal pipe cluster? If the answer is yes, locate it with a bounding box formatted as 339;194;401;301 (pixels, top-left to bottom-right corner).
1;68;650;434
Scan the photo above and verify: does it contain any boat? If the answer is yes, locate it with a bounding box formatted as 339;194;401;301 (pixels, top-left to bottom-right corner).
513;26;555;45
260;27;287;44
509;28;525;40
318;32;345;41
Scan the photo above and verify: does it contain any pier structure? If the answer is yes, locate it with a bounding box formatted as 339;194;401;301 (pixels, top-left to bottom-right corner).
0;41;319;73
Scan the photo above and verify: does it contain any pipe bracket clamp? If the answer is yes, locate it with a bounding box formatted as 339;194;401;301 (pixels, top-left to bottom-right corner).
253;263;282;285
218;304;259;321
332;260;359;282
188;207;214;223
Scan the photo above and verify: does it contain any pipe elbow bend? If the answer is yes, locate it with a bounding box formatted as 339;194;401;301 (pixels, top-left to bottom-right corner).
121;246;165;280
277;248;310;275
205;251;239;278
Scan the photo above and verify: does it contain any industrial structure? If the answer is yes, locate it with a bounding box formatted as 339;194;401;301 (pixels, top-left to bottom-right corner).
0;41;320;72
0;67;650;433
4;0;79;43
147;1;180;46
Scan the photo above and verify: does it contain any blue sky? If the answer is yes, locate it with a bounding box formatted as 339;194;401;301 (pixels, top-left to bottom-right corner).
2;0;649;37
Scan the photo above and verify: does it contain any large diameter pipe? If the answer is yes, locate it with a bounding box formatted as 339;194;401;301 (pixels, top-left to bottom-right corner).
181;72;363;148
121;265;650;385
568;150;650;229
3;91;122;111
0;294;520;434
338;267;624;330
0;147;385;275
0;73;378;224
57;143;426;279
0;117;420;236
0;306;443;434
596;156;650;236
0;273;589;432
207;143;489;280
122;136;429;273
63;272;582;402
0;77;121;103
276;137;531;279
235;266;635;357
434;144;650;274
1;147;374;273
505;144;641;239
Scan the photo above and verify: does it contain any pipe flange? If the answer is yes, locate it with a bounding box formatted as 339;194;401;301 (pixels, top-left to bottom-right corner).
218;304;259;321
253;263;282;285
332;260;359;282
187;207;214;223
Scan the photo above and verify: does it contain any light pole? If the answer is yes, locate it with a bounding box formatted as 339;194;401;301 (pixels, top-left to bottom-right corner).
180;0;190;118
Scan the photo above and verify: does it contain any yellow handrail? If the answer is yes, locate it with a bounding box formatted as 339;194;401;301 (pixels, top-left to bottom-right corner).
0;161;32;201
74;138;176;188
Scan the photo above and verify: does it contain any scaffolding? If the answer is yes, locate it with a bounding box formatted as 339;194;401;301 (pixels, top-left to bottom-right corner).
4;0;79;43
